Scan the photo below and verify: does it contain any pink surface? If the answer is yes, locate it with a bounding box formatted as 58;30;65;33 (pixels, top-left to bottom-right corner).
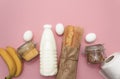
0;0;120;79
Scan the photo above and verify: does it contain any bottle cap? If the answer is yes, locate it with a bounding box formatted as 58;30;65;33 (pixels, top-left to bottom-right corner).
44;24;52;29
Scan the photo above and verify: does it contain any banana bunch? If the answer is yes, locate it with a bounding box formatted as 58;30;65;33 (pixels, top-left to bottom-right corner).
0;46;23;79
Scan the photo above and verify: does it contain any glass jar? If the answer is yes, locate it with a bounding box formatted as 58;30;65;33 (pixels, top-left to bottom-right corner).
17;41;38;61
85;44;105;64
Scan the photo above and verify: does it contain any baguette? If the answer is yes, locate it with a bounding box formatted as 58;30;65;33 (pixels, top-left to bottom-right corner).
63;25;83;47
56;25;83;79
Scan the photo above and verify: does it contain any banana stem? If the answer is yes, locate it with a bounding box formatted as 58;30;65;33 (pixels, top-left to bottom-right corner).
5;75;12;79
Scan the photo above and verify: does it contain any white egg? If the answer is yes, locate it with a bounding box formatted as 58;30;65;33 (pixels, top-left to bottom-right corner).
23;30;33;41
85;33;96;43
55;23;64;35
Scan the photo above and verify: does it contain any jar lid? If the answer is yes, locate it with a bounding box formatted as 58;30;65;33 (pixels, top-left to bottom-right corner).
17;41;35;55
85;44;104;52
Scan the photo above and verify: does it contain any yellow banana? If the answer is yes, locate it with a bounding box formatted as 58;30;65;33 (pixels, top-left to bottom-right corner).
0;48;16;79
6;46;23;77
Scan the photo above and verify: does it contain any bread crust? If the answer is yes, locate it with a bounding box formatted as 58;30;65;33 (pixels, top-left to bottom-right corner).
63;25;83;48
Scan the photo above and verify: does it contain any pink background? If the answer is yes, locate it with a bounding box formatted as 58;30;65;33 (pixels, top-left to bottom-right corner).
0;0;120;79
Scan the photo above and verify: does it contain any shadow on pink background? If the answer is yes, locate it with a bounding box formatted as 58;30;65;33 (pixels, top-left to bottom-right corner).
0;0;120;79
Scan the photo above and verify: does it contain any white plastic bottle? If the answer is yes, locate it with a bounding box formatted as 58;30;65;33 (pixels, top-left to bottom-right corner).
40;24;57;76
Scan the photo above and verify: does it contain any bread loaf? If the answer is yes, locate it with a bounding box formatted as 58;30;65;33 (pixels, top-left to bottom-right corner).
56;25;83;79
